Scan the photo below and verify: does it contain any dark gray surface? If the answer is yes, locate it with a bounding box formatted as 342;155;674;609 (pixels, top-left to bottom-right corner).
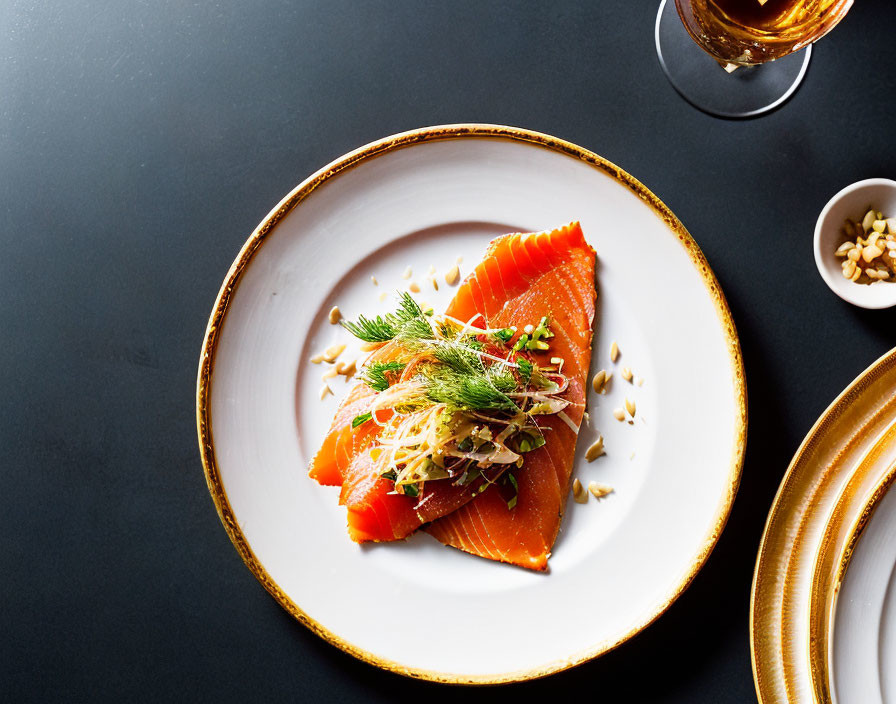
3;1;895;701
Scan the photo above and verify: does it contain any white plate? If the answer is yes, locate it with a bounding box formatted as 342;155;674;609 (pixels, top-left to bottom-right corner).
831;468;896;704
197;125;745;683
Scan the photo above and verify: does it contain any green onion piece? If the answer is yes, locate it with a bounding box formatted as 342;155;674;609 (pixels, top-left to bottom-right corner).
512;334;530;352
506;473;519;510
351;412;373;428
494;328;514;343
381;469;397;481
403;483;419;497
521;432;545;452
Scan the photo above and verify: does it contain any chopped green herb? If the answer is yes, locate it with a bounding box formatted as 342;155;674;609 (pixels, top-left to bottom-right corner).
517;357;533;385
494;328;515;343
361;361;405;392
402;483;419;497
381;469;397;481
351;412;373;428
506;472;519;509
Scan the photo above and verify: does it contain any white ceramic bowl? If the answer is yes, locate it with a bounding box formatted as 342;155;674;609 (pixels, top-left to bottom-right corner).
814;178;896;309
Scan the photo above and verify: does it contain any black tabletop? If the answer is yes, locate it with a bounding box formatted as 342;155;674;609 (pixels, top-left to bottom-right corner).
4;1;896;701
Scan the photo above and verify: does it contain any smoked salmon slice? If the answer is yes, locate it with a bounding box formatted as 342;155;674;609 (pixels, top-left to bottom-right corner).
309;222;596;568
425;222;596;570
309;334;497;543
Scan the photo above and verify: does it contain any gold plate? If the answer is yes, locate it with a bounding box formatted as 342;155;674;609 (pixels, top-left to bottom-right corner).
752;347;896;702
808;446;896;703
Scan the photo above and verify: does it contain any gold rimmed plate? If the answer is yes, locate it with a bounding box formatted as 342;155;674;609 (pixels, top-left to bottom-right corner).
751;347;896;702
826;467;896;703
197;124;745;682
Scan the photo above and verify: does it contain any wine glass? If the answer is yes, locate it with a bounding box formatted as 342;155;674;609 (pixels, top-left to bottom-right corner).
655;0;853;118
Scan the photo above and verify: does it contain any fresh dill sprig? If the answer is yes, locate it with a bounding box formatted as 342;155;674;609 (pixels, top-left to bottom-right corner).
392;292;432;341
341;292;432;343
340;313;397;343
432;341;484;375
486;366;517;394
425;368;519;413
360;361;405;392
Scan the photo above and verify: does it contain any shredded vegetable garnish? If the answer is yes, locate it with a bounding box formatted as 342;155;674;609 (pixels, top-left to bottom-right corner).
341;293;569;501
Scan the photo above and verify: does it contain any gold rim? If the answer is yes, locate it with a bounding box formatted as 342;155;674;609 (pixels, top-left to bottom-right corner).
809;453;896;703
196;123;747;684
750;346;896;702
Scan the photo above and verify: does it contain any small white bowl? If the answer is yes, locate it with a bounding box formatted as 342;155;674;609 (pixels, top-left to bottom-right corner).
814;178;896;309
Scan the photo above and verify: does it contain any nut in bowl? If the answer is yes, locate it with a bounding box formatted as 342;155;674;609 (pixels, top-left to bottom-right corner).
814;178;896;309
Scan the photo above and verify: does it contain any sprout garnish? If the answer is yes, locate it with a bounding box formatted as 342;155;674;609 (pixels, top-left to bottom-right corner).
341;293;568;503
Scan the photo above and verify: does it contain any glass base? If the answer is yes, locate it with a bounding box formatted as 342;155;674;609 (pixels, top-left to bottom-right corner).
655;0;811;119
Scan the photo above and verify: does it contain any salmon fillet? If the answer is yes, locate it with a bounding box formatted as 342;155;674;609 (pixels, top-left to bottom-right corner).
309;332;495;543
425;222;596;570
309;222;596;565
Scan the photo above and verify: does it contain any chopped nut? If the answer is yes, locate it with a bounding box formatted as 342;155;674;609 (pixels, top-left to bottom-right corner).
431;278;439;290
863;245;883;262
323;344;346;363
319;384;333;400
636;377;644;387
322;367;339;380
839;206;896;285
585;436;604;461
409;281;421;293
835;241;855;256
371;276;378;285
610;341;620;363
572;478;588;503
336;360;357;377
862;209;876;233
402;266;413;280
310;353;325;364
588;482;613;499
592;369;608;394
360;341;381;352
613;408;625;422
625;398;636;417
621;366;633;382
445;264;460;286
328;306;342;324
